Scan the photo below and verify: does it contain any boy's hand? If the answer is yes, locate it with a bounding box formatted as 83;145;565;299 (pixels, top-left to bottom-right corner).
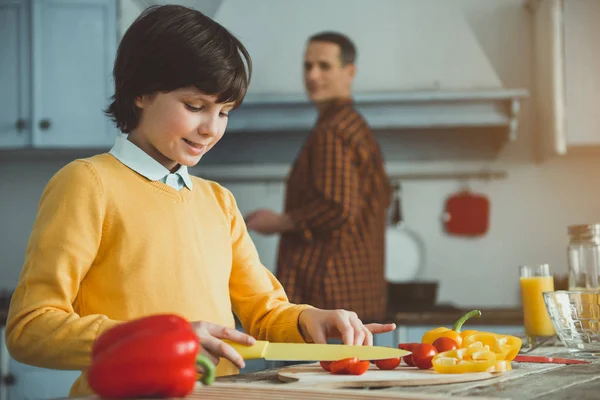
297;308;396;346
190;321;256;369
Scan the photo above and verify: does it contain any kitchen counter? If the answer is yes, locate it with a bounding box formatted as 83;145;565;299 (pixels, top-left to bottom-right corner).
214;348;600;400
60;347;600;399
390;306;524;326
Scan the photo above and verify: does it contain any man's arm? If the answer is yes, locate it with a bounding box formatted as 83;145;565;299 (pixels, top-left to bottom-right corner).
245;126;360;236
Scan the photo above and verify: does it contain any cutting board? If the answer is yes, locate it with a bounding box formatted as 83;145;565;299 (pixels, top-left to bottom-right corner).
194;382;503;400
277;363;502;389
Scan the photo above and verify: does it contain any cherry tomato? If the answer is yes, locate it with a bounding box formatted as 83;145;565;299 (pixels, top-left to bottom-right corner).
432;337;459;353
398;343;419;367
412;344;438;370
330;357;359;374
374;357;401;370
319;361;332;372
347;360;371;375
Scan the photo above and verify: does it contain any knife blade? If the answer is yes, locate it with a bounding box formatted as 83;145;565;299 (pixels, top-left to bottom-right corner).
226;340;409;361
513;355;591;364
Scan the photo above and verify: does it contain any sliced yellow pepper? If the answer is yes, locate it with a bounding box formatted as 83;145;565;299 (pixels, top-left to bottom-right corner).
432;346;497;374
422;310;482;347
485;360;512;373
462;332;522;361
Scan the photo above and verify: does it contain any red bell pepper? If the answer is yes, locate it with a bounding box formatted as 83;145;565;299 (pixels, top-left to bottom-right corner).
88;314;215;398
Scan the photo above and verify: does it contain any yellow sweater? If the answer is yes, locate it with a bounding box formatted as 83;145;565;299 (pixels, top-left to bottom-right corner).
5;153;311;397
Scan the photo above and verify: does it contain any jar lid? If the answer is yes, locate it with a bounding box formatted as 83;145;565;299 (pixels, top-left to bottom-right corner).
568;224;600;242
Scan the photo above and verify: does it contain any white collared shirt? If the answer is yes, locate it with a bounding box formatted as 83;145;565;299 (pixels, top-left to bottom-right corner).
109;134;193;191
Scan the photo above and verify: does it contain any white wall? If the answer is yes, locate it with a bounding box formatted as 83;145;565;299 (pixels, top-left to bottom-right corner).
226;155;600;308
2;0;600;309
213;0;600;307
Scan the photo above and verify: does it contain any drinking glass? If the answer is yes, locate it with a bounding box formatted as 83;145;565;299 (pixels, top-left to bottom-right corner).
519;264;556;351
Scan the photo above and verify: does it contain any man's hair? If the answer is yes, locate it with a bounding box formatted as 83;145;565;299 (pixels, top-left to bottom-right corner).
106;5;252;133
309;31;356;65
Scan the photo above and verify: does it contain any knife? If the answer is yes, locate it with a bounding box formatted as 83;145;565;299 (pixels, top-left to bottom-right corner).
226;340;410;361
513;355;591;364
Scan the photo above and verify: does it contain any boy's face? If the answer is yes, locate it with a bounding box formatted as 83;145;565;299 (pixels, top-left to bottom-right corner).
131;88;233;171
303;41;355;104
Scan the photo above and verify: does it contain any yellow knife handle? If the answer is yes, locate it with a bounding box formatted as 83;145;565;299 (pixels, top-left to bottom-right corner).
224;340;269;360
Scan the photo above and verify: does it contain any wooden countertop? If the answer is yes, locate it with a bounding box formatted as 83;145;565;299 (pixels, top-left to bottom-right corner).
212;346;599;399
390;307;524;326
59;347;600;399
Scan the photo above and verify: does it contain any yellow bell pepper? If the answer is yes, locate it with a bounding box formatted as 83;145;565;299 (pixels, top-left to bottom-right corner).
462;332;522;361
460;330;479;341
422;310;482;347
431;345;497;374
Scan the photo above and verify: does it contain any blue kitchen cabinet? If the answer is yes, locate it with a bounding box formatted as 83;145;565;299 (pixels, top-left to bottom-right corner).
1;326;80;400
0;0;118;150
7;359;80;400
32;0;118;148
0;0;31;148
373;328;396;348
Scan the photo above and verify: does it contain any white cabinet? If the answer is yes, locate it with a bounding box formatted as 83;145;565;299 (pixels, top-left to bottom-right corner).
0;0;118;150
532;0;600;157
562;0;600;147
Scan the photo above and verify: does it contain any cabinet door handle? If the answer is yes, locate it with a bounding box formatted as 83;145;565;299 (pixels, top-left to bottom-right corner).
39;119;51;130
1;373;16;386
15;119;27;133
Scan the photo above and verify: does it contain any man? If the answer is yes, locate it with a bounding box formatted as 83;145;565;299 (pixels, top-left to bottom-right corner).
246;32;391;323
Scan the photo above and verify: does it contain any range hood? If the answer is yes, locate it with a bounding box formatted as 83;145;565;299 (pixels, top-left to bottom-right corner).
227;89;528;140
205;88;527;165
137;0;530;164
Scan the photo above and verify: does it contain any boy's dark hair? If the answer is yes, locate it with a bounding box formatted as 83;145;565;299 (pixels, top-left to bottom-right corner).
106;5;252;133
309;31;356;65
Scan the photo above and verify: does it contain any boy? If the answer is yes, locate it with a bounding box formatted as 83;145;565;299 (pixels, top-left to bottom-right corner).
5;5;394;397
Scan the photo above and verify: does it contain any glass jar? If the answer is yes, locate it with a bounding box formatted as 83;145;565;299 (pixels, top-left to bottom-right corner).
568;224;600;289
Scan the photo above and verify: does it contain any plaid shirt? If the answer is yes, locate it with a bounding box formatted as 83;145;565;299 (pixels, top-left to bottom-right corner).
276;98;391;322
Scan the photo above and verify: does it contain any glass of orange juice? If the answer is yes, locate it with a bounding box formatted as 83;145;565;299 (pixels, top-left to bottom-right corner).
519;264;556;351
